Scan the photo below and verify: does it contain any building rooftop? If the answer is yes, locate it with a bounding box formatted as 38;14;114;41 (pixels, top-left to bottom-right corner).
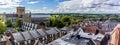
29;30;41;39
37;29;47;36
12;32;24;42
48;32;95;45
48;28;105;45
21;31;33;40
6;28;16;33
31;14;50;18
46;28;59;34
102;22;120;31
6;14;18;18
60;27;74;32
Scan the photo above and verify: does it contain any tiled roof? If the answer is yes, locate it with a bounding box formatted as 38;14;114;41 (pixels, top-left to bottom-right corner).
83;26;96;33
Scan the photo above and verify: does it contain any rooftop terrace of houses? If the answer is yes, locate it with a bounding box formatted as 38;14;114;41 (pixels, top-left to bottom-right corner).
1;20;118;45
1;27;67;45
48;28;105;45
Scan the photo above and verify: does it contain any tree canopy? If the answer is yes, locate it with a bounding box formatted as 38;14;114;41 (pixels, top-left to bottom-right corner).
5;20;12;27
0;21;6;34
0;16;3;22
48;15;83;28
16;19;22;27
49;15;65;28
61;16;71;26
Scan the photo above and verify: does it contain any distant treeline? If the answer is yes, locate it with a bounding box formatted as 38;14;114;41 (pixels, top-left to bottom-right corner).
48;13;120;28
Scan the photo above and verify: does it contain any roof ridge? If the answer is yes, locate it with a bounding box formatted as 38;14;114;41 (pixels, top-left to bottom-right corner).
111;24;120;35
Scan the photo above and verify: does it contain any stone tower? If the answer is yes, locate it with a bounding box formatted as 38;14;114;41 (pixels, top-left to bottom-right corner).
16;7;25;18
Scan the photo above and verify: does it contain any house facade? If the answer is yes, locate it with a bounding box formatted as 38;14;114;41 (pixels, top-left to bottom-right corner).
109;24;120;45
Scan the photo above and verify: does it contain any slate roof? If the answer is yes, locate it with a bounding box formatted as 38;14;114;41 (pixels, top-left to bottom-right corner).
64;38;95;45
21;31;33;40
29;30;41;39
37;29;47;36
53;27;61;32
48;31;96;45
31;15;50;18
102;22;120;31
12;32;24;42
6;14;18;17
61;27;68;30
60;27;71;31
78;28;104;41
46;28;59;35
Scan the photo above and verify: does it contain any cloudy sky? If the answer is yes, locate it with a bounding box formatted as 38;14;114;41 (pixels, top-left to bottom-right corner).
0;0;120;13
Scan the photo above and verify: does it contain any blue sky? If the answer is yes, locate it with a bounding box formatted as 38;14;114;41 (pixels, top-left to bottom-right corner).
0;0;120;13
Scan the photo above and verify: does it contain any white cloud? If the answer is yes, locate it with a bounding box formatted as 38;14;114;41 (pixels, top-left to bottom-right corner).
43;7;47;10
27;9;54;13
0;10;15;13
0;0;23;8
56;0;120;13
27;1;39;4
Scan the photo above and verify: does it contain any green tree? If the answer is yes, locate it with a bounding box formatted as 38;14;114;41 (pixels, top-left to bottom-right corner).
117;17;120;22
0;16;3;22
16;19;22;27
61;16;71;26
49;16;56;27
48;15;84;28
92;18;98;21
5;20;12;27
0;21;6;34
53;17;65;28
48;15;65;28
